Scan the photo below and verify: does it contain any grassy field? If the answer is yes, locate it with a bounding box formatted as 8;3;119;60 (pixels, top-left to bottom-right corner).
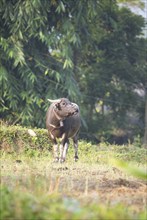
0;125;147;220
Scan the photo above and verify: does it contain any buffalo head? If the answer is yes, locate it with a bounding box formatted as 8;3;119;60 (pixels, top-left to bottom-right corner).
47;98;79;119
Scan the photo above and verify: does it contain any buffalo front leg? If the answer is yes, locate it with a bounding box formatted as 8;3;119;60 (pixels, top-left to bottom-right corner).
59;140;69;163
62;140;69;162
73;136;79;162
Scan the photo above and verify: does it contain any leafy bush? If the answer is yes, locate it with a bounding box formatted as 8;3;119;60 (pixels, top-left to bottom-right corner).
1;124;147;164
0;123;51;153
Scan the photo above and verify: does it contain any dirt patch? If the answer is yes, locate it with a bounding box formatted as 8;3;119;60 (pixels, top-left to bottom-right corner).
99;178;143;189
46;167;147;212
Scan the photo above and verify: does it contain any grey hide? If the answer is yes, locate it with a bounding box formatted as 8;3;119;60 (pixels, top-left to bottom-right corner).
46;98;81;162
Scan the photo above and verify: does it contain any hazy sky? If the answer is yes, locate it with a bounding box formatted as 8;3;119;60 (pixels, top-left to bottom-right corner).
120;0;147;37
132;0;147;19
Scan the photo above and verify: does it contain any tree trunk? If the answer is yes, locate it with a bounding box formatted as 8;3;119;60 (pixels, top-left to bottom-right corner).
143;88;147;148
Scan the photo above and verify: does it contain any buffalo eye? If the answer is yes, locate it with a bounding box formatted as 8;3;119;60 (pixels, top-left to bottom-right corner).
62;102;66;106
55;102;61;110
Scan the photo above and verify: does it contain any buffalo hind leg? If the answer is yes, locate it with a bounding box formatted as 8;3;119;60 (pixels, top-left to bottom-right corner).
59;143;64;163
62;140;69;162
73;135;79;162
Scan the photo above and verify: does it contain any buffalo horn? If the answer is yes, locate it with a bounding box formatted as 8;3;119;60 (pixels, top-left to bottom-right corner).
47;98;61;103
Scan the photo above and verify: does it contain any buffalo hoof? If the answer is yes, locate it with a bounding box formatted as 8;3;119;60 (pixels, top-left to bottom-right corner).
74;156;79;162
59;158;65;163
54;157;59;163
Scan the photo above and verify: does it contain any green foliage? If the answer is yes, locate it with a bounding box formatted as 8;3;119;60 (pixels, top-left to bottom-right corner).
78;3;146;141
0;0;81;127
0;0;146;144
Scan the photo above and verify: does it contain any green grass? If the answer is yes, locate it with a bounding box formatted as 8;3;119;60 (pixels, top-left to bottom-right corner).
0;125;147;220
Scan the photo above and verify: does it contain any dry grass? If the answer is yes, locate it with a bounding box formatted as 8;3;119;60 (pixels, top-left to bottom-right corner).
1;155;146;215
0;129;147;219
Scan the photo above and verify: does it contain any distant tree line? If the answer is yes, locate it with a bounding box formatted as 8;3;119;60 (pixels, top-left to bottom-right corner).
0;0;146;146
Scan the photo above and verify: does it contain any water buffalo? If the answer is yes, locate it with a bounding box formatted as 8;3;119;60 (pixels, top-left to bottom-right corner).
46;98;81;162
